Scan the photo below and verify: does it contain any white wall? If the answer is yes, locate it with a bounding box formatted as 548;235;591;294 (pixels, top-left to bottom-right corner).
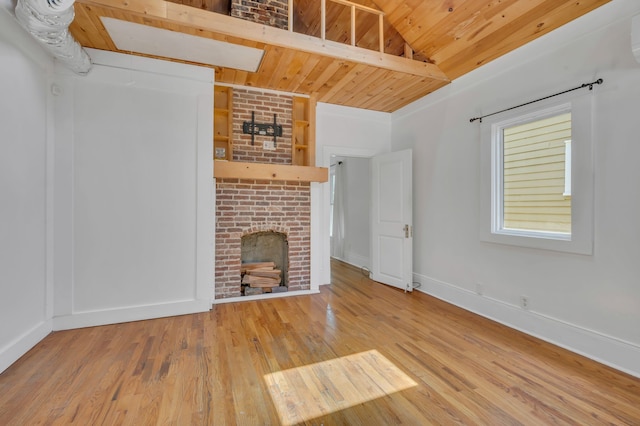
331;157;371;268
392;0;640;377
313;103;390;286
0;7;53;373
52;50;214;329
0;30;215;370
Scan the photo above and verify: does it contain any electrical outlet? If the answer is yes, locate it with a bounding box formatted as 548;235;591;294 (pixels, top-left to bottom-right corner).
520;295;529;310
263;140;275;151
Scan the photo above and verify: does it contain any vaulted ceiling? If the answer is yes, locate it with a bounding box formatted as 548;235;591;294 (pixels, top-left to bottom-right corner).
69;0;610;112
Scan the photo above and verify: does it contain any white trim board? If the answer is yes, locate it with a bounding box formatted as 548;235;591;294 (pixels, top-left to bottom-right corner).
0;320;52;374
83;48;214;85
53;300;210;331
212;289;320;305
414;272;640;379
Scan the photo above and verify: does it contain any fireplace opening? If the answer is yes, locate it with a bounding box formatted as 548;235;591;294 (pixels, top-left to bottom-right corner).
240;231;288;296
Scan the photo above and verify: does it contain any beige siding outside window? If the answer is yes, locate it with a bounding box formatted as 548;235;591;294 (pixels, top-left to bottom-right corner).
502;112;571;234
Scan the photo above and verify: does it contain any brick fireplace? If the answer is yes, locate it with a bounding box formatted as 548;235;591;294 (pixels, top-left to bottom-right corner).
214;87;311;299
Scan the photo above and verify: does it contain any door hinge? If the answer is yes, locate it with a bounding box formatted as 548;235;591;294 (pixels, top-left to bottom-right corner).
404;224;412;238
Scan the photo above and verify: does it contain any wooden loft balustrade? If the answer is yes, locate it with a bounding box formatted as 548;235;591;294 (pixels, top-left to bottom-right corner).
163;2;445;81
288;0;385;54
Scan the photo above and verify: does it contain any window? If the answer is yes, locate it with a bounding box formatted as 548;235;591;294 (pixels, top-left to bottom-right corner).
480;95;594;255
501;107;572;237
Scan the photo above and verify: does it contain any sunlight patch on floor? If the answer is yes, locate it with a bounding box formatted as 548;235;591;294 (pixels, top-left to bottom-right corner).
264;349;417;425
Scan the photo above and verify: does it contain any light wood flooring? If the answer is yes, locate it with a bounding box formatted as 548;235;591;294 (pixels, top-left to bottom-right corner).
1;259;639;425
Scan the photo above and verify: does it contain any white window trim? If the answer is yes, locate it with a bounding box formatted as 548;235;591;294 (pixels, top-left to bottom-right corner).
564;139;572;197
480;93;594;255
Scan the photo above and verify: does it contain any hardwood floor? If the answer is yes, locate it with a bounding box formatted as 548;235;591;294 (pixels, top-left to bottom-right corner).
1;259;639;425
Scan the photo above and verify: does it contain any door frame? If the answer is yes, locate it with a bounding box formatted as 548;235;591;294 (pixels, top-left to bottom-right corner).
318;145;386;286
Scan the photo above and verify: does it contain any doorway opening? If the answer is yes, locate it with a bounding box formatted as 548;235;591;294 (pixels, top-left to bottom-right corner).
329;155;372;274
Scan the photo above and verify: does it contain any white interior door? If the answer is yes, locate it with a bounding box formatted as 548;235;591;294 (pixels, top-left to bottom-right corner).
371;149;413;291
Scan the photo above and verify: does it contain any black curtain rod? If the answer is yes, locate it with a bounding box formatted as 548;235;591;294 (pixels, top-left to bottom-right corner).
469;78;603;123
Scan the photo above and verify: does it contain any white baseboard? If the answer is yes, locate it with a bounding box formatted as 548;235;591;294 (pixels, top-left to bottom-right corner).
343;251;370;270
212;289;320;305
414;272;640;378
0;320;52;374
53;299;211;331
331;254;369;271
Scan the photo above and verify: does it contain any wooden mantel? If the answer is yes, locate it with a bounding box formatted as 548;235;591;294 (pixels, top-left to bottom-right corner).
214;161;328;183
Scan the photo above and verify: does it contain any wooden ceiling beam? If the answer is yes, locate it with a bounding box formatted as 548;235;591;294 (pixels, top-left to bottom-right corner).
75;0;448;81
164;2;448;80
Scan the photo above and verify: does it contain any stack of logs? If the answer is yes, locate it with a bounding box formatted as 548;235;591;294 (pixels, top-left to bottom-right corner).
241;262;286;296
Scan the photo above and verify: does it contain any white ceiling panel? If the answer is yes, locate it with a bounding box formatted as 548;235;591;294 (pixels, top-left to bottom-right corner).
101;17;264;72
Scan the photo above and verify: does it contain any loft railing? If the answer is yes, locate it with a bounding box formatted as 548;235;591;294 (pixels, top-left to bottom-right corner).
287;0;385;54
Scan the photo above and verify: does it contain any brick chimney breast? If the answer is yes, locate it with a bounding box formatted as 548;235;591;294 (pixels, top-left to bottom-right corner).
214;87;311;299
231;0;289;30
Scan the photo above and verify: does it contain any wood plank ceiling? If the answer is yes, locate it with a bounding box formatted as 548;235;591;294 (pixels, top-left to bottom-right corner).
69;0;610;112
